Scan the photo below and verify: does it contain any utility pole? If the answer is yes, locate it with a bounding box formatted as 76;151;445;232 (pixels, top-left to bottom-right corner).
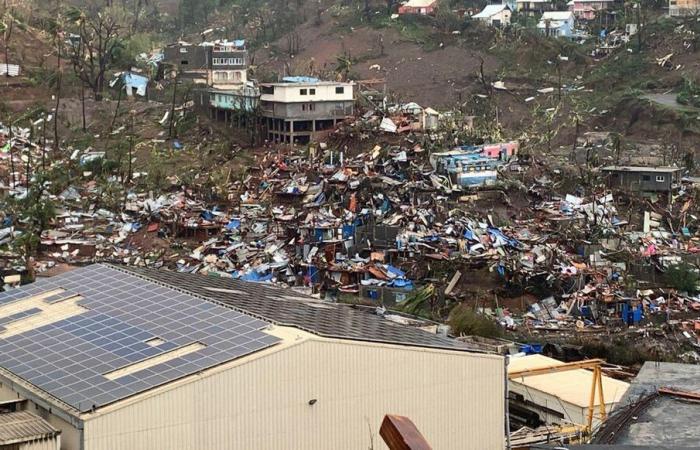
168;67;178;139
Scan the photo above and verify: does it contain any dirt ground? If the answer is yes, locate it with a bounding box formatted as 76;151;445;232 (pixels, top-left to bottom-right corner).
257;15;500;108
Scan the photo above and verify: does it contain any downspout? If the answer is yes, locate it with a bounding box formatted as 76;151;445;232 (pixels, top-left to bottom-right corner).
505;354;511;450
79;418;85;450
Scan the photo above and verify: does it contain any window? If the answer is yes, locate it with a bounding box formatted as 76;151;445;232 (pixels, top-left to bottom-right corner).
309;88;316;95
642;175;651;181
300;89;308;95
179;47;188;53
335;86;344;94
212;58;244;66
180;60;188;65
656;175;665;182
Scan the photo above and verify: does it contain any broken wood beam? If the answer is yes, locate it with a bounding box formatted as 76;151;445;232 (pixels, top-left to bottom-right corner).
658;386;700;401
380;414;432;450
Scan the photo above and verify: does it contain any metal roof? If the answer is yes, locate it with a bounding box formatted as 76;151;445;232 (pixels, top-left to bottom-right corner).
0;264;279;413
508;354;629;408
473;4;510;18
601;165;682;173
0;411;59;445
612;362;700;447
120;265;477;352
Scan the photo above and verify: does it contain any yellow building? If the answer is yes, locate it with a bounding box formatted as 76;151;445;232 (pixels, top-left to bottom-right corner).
0;264;506;450
508;354;629;428
669;0;700;15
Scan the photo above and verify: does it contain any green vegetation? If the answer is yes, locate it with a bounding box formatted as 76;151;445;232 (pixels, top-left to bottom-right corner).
448;304;503;338
677;78;700;108
664;263;700;294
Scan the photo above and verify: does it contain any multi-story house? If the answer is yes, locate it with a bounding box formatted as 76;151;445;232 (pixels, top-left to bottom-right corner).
260;77;355;144
162;40;248;87
164;40;260;120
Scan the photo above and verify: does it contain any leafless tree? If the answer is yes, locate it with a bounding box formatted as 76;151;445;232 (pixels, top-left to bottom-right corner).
2;12;13;78
67;10;121;101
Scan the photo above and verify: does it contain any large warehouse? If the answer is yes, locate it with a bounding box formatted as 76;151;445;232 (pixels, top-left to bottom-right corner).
0;264;506;450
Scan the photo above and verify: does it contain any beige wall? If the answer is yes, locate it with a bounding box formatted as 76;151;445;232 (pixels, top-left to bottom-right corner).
18;437;61;450
0;383;80;450
83;331;505;450
261;83;354;103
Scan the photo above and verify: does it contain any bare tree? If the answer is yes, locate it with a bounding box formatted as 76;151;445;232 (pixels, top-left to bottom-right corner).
67;9;121;101
2;12;13;78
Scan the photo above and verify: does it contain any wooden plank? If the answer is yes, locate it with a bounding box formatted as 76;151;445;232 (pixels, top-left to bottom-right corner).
380;414;432;450
444;271;461;296
659;386;700;401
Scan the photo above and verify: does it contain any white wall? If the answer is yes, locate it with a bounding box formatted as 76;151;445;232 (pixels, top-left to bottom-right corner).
0;383;79;450
261;83;354;103
83;330;505;450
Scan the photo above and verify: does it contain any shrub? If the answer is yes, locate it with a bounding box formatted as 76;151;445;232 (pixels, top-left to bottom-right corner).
448;304;503;338
664;262;700;294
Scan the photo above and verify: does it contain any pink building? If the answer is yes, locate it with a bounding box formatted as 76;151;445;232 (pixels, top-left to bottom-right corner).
398;0;438;15
568;0;616;20
482;142;519;160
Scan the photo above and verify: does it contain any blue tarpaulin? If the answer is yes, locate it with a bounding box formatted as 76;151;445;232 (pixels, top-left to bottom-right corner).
487;227;521;248
314;228;325;242
388;279;414;289
385;265;406;278
519;344;543;354
122;72;148;96
241;272;273;282
282;76;320;83
307;265;320;283
342;224;355;239
463;229;477;241
226;219;241;230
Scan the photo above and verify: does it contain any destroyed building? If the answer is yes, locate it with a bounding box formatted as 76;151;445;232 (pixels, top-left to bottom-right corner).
592;361;700;446
162;40;248;86
163;40;261;121
602;166;682;193
260;77;355;144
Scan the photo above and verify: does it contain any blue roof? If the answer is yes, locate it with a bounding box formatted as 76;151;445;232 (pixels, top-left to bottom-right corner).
0;264;280;412
122;72;149;88
282;76;320;84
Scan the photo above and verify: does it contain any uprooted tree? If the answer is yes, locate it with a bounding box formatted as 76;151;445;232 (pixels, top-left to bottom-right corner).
66;8;121;101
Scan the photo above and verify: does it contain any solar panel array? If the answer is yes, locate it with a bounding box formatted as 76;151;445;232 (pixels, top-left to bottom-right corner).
0;265;280;412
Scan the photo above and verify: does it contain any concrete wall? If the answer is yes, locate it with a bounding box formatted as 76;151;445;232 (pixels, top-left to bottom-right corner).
262;100;354;120
261;83;353;103
82;329;505;450
163;45;208;71
605;171;676;192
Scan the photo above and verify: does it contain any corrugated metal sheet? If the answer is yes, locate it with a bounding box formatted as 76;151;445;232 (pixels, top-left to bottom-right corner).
84;331;505;450
0;64;20;77
508;355;629;408
0;411;59;445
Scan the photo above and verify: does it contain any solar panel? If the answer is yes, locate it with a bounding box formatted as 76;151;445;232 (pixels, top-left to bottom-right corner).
0;307;43;326
0;265;281;412
43;292;78;304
